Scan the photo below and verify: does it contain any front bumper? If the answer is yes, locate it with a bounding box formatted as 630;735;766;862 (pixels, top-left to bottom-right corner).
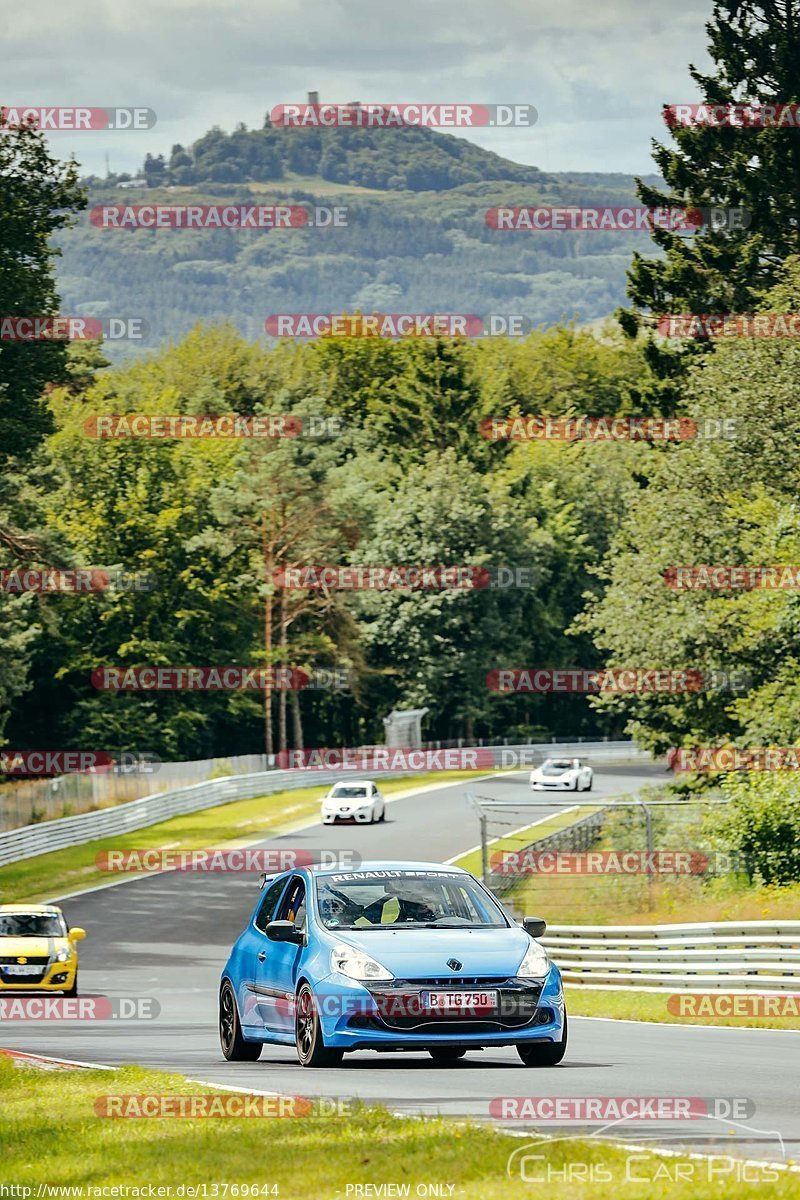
322;808;373;824
0;962;76;990
314;966;565;1050
531;779;576;790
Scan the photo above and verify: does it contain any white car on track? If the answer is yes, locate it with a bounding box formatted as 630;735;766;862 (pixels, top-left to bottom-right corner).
530;758;593;792
321;780;386;824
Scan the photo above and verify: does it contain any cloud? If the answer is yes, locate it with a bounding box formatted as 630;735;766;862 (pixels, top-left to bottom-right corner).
0;0;714;176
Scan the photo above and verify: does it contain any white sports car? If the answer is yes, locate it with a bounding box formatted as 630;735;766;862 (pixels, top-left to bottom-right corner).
321;780;386;824
530;758;593;792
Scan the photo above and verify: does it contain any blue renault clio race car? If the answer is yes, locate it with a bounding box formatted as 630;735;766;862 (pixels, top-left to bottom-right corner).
219;860;566;1067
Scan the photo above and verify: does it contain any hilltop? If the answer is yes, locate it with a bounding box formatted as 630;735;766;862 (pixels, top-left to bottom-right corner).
58;117;662;356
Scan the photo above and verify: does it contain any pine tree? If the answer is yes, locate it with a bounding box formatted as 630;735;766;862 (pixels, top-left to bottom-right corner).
0;115;86;464
621;0;800;401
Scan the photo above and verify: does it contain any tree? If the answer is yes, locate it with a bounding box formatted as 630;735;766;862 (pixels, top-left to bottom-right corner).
191;398;357;754
0;115;86;465
0;116;85;745
582;259;800;752
621;0;800;400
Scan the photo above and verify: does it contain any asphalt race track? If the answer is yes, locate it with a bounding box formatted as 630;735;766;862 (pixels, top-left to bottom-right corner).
2;763;799;1164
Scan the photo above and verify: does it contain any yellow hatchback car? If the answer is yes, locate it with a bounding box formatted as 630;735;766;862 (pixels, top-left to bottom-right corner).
0;905;86;995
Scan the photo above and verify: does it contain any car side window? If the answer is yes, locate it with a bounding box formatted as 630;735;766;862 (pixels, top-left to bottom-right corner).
254;878;289;932
276;876;307;933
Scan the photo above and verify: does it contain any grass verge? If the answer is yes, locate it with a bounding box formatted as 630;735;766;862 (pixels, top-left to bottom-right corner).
566;987;800;1031
453;807;596;876
0;1057;794;1196
497;795;800;924
0;770;481;905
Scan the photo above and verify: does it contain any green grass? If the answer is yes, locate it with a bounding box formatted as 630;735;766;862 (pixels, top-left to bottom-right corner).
505;868;800;925
453;807;596;876
499;796;800;925
1;1058;794;1196
0;770;481;904
566;987;800;1031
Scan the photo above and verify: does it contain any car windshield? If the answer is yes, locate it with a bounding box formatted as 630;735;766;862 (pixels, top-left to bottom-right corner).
541;760;575;775
315;871;508;929
330;786;369;798
0;912;66;937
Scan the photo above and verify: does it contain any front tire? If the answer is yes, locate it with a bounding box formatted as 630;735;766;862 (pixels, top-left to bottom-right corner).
295;984;344;1068
428;1047;467;1065
219;980;262;1061
517;1013;568;1067
62;973;78;997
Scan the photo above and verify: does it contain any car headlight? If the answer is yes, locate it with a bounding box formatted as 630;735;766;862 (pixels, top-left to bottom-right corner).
331;944;393;982
54;948;71;962
517;940;550;978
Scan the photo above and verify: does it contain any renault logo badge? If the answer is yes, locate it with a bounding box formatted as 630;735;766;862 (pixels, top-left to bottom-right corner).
447;958;462;970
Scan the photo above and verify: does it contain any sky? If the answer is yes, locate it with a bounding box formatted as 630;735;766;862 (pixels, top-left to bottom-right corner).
1;0;715;179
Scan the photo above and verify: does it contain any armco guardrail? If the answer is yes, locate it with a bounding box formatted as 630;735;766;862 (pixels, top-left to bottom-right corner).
0;740;648;868
541;921;800;991
0;769;399;870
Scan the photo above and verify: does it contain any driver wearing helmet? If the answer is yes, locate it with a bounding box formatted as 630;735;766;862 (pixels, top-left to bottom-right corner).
360;879;440;924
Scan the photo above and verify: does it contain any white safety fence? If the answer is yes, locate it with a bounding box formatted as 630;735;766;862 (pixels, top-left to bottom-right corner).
0;740;648;867
542;921;800;990
0;769;396;869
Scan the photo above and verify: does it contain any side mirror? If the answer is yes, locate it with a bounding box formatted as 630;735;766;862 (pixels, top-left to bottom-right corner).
266;920;303;944
69;927;87;942
523;917;546;939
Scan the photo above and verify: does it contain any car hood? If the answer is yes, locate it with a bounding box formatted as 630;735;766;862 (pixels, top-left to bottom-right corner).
0;936;60;957
331;925;533;978
532;767;575;777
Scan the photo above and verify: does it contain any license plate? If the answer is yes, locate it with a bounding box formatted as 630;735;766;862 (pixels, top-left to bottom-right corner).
4;965;43;976
421;990;498;1012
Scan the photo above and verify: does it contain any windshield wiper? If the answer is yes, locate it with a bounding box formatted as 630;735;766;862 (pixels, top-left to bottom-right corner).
423;920;480;928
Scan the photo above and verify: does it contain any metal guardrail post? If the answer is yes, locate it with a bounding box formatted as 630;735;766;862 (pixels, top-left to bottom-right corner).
638;798;654;908
480;813;488;884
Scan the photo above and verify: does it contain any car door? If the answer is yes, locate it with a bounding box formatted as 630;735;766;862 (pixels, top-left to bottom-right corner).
253;875;307;1035
370;782;383;819
241;875;290;1034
